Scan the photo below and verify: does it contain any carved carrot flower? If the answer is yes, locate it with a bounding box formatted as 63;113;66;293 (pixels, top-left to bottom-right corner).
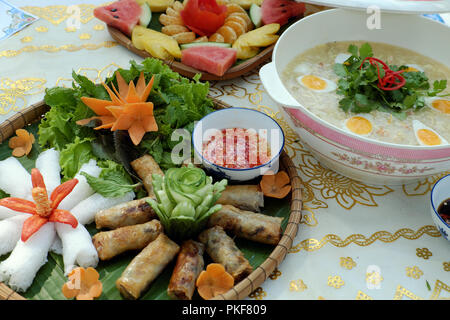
8;129;35;157
76;71;157;145
62;267;103;300
196;263;234;299
0;168;78;241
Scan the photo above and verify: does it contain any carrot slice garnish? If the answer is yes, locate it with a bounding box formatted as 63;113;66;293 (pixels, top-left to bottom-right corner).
260;171;292;199
77;73;158;145
8;129;34;157
196;263;234;300
62;267;102;300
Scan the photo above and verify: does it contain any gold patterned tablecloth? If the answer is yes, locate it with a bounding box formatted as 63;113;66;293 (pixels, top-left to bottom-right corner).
0;0;449;300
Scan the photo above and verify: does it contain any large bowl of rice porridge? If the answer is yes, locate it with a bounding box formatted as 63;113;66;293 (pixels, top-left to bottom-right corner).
260;8;450;185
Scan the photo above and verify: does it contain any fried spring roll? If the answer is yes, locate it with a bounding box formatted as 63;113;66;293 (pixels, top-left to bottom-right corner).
92;220;163;260
208;205;283;245
167;240;205;300
216;185;264;212
95;197;156;229
131;154;164;197
198;226;252;283
116;233;179;300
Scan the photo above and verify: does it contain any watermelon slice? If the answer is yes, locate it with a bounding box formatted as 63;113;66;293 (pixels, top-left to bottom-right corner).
261;0;305;26
94;0;142;36
181;46;237;76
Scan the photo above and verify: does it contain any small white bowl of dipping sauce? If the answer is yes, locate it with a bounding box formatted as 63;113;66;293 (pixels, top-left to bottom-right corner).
430;174;450;242
192;108;285;182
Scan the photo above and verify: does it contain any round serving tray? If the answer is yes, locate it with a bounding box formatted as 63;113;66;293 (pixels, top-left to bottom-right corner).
108;26;275;81
0;98;303;300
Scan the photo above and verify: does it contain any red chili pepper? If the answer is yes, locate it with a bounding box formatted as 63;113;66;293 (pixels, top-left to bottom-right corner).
0;168;79;241
50;179;79;210
360;57;406;91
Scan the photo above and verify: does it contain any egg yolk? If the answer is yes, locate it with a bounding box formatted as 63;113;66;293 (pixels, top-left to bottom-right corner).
301;75;327;91
346;116;373;135
405;67;419;72
431;99;450;114
417;129;441;146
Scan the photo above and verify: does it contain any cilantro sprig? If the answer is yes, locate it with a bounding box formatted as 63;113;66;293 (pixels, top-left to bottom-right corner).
333;43;448;119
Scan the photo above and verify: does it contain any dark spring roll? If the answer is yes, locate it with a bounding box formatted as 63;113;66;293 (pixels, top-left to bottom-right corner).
131;154;164;197
208;205;283;245
198;226;253;283
216;185;264;212
92;220;163;261
116;233;180;300
167;240;205;300
95;197;156;229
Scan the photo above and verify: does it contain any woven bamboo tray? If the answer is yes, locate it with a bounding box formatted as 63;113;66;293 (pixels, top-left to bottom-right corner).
108;26;274;81
0;98;303;301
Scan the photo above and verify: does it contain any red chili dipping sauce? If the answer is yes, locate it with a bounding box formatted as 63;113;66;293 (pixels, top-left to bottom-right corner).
202;128;272;169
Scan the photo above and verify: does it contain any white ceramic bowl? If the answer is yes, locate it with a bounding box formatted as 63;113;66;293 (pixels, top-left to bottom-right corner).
192;108;285;181
259;8;450;186
430;174;450;242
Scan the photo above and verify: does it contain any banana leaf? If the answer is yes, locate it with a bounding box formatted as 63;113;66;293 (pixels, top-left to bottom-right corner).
0;122;290;300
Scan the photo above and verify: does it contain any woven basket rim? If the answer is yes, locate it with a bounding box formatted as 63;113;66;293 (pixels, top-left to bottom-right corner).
0;98;302;301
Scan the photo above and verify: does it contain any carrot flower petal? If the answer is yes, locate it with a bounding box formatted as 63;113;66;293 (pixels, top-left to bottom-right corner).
8;129;34;157
196;263;234;300
62;267;102;300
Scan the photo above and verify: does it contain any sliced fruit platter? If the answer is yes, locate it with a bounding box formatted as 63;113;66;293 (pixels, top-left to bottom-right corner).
0;59;301;300
94;0;308;80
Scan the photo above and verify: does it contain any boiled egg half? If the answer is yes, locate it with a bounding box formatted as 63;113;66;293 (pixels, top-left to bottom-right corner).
424;97;450;115
297;75;337;93
412;120;448;146
343;114;373;136
403;64;424;73
334;53;351;65
294;63;312;74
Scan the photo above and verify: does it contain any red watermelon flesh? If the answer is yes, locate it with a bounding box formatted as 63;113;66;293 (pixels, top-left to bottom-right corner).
94;0;142;36
261;0;305;26
181;46;237;77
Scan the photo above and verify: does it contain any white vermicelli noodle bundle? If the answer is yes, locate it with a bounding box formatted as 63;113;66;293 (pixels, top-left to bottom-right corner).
70;191;135;225
35;148;61;195
0;215;28;256
49;236;63;255
0;206;25;220
56;222;99;275
0;222;55;292
0;157;32;200
58;160;101;211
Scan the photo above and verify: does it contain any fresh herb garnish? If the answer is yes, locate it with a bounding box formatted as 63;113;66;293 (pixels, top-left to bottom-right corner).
333;43;448;117
39;58;215;197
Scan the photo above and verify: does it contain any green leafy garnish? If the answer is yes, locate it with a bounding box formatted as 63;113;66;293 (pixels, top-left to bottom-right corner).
80;160;140;198
39;58;214;183
334;43;448;116
147;164;227;240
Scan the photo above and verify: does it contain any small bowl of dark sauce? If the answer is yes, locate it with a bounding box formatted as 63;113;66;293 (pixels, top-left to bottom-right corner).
431;174;450;242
